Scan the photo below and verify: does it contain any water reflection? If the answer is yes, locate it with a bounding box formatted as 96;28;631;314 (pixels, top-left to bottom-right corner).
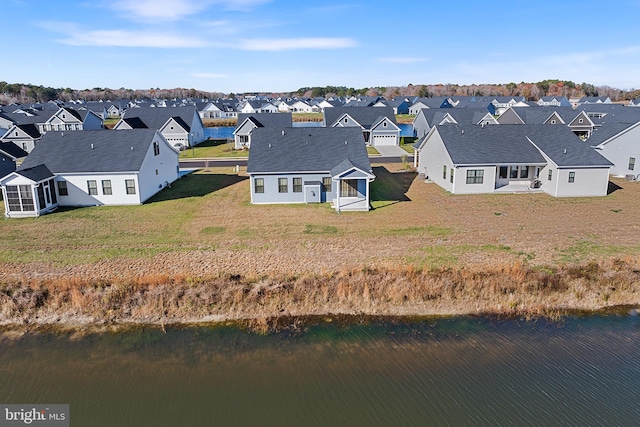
1;315;639;426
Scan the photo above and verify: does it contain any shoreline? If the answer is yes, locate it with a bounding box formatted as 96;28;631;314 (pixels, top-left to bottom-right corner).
2;258;639;333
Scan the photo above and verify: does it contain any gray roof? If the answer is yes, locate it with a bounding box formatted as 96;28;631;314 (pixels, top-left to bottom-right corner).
436;125;547;165
324;106;396;128
0;141;28;159
525;125;613;167
236;113;292;129
247;127;371;175
121;106;197;131
20;129;161;173
15;164;55;182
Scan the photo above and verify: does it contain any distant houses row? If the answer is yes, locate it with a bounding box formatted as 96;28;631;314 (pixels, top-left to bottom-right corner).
2;96;640;218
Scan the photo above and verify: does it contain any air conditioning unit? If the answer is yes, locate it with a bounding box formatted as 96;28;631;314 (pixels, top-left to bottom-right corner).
625;174;636;181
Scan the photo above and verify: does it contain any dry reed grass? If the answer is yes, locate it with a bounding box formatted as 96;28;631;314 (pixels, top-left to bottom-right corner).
1;258;638;328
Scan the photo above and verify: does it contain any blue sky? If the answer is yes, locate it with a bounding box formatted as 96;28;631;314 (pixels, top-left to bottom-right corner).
5;0;640;93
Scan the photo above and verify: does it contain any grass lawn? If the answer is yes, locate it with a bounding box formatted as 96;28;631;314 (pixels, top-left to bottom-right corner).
103;117;120;129
292;112;323;122
2;164;639;272
395;114;416;124
179;139;248;158
400;137;417;154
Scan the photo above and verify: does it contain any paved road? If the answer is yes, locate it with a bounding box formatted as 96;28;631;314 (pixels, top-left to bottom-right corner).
179;154;414;169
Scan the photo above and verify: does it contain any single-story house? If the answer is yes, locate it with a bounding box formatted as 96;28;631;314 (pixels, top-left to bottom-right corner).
414;124;612;197
233;113;293;149
114;106;206;149
323;106;400;146
0;129;179;218
247;127;375;211
0;142;28;178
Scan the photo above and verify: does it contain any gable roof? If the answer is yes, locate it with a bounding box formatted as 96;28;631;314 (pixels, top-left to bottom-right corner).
0;141;29;159
525;125;613;167
236;113;293;129
324;106;396;128
19;129;162;173
121;106;197;131
14;164;55;182
247;127;371;174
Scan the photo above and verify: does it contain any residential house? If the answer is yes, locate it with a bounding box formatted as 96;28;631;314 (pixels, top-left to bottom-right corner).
323;107;400;146
37;107;104;133
0;142;28;178
233;113;293;149
413;108;498;138
246;127;375;211
537;96;572;107
0;129;179;218
0;123;42;153
414;124;611;197
114;106;206;149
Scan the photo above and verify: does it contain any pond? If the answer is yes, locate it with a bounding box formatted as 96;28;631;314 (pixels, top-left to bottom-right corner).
1;314;639;426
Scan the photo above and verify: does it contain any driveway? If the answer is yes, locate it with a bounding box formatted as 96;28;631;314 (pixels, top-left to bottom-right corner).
374;145;410;157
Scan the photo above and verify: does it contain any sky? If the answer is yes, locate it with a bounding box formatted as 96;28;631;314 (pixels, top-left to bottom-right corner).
4;0;640;94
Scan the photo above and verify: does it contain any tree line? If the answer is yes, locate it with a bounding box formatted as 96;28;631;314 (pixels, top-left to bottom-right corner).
1;80;639;105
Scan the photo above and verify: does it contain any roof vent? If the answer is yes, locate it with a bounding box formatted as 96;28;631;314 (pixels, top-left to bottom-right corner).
345;140;348;145
461;129;464;134
282;130;285;136
91;143;94;149
563;149;567;154
268;143;271;148
131;146;134;151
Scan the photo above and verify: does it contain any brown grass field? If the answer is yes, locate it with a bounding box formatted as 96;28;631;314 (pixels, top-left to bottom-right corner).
1;163;640;328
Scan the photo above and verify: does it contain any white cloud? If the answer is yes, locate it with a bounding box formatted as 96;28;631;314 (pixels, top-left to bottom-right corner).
238;37;357;51
377;57;427;64
110;0;271;21
39;22;207;48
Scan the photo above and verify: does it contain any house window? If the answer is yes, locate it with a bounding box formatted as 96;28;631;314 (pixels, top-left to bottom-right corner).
579;119;583;123
568;171;575;183
519;166;529;179
278;178;288;193
19;185;35;211
5;186;22;212
548;169;553;181
22;142;27;151
125;179;136;194
87;180;98;195
629;157;636;171
340;179;358;197
57;181;68;196
293;177;302;193
322;177;332;193
102;180;112;195
510;166;518;179
551;120;556;124
239;135;249;143
450;168;454;183
254;178;264;193
443;165;447;180
466;169;484;184
499;166;508;179
153;141;160;156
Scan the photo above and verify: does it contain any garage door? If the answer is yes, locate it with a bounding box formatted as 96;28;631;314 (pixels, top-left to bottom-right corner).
372;135;397;146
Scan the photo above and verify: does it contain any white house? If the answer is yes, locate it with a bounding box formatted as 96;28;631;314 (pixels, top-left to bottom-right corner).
0;129;179;218
414;124;612;197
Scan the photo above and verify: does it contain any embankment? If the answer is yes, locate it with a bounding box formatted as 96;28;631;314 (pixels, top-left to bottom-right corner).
1;258;639;330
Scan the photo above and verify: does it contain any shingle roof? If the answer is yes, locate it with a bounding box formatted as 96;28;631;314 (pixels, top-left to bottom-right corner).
436;125;547;165
525;125;613;167
236;113;292;129
121;106;197;131
247;127;371;174
324;106;396;128
20;129;160;173
0;141;28;159
15;164;55;182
